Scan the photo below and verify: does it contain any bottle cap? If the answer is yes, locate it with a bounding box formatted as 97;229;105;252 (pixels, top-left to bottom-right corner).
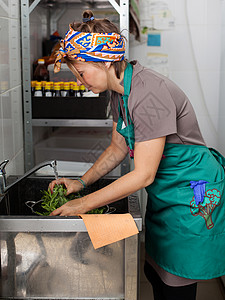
54;82;61;90
38;58;45;64
35;82;42;90
73;82;79;91
64;82;70;90
31;81;36;87
45;82;51;89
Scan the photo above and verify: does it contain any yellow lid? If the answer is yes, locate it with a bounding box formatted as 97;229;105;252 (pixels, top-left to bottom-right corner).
73;82;79;91
35;82;42;90
79;85;86;91
38;58;45;64
63;82;70;90
54;82;61;90
45;82;51;89
31;81;36;87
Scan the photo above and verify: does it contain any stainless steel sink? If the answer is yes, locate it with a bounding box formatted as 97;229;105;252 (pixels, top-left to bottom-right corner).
0;176;142;300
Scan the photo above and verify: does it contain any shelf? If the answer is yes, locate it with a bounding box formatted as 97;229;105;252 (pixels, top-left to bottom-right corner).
32;118;113;127
21;0;129;170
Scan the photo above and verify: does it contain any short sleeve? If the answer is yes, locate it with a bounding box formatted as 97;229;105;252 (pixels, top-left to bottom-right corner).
130;79;177;142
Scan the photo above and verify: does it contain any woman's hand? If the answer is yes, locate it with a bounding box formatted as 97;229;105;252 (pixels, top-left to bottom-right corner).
48;178;84;195
49;196;87;216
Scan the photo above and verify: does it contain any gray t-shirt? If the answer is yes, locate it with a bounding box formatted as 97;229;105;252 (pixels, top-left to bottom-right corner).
111;61;206;286
111;61;205;146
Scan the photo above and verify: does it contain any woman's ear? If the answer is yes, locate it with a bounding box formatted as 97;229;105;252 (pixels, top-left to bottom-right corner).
104;62;112;69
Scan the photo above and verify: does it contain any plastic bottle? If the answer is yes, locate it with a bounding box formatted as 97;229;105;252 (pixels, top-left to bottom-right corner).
62;82;70;97
33;59;49;81
53;82;61;97
41;81;46;96
45;82;52;97
79;85;86;97
34;81;43;97
73;82;79;97
31;81;36;96
49;81;54;94
69;81;74;97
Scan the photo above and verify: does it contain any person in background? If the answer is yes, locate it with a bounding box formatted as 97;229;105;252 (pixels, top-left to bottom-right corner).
49;10;225;300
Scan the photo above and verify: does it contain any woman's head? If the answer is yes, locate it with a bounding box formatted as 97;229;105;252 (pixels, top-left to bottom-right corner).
54;10;127;91
70;10;120;34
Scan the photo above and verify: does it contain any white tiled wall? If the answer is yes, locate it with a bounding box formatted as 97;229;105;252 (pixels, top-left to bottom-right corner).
0;0;24;175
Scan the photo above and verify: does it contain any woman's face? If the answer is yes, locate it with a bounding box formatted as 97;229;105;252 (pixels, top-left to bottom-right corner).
70;61;109;94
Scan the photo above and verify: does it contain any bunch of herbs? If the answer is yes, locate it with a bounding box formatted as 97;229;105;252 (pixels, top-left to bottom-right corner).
36;184;106;216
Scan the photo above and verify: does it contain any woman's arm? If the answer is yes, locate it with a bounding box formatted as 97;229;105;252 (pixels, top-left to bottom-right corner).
49;122;128;193
50;136;166;216
81;121;128;186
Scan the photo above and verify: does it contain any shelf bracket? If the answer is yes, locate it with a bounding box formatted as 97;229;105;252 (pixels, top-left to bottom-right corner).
29;0;41;14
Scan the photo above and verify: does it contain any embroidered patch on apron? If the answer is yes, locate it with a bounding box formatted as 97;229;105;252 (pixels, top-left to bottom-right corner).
190;188;221;230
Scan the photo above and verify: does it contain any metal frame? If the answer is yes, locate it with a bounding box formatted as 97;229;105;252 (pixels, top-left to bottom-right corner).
21;0;34;171
20;0;129;172
32;118;114;127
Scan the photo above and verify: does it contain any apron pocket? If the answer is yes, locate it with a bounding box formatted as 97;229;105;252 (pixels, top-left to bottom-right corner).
177;178;225;236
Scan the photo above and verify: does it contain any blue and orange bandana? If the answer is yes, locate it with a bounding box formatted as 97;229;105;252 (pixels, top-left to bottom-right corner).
54;26;125;73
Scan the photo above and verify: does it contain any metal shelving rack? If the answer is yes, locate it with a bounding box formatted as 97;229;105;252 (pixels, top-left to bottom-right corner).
20;0;129;172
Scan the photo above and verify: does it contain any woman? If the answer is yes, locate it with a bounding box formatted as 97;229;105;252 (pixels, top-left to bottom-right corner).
49;10;225;300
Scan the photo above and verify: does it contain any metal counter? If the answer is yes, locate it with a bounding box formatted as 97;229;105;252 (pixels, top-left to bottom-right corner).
0;177;142;300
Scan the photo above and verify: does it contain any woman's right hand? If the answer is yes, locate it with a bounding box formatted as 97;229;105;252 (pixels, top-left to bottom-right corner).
48;178;84;195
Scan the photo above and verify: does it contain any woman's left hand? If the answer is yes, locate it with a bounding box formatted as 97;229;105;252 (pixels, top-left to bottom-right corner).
49;197;87;216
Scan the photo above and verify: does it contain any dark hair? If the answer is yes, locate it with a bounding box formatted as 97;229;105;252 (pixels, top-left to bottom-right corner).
70;10;126;79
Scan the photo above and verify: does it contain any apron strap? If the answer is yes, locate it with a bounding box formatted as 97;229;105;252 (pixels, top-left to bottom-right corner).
122;63;133;125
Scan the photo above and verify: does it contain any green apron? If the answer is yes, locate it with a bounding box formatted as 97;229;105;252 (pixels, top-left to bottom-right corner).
116;63;225;280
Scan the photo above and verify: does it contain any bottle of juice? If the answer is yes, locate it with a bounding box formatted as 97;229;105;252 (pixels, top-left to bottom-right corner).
45;82;52;97
73;82;79;97
33;58;49;81
79;85;86;97
62;82;70;97
31;80;36;96
53;82;61;97
69;81;74;97
41;81;46;96
34;81;43;97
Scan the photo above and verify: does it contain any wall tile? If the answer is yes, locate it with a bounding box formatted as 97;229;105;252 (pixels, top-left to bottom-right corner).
0;17;10;94
9;0;19;19
0;0;9;18
9;18;21;88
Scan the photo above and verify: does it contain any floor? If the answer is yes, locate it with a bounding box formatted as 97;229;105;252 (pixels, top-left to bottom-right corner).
139;241;225;300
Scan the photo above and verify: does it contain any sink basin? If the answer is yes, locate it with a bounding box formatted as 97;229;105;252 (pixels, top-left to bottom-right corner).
0;176;142;300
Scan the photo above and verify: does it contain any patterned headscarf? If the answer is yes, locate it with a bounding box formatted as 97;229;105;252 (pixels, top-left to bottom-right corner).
54;25;125;73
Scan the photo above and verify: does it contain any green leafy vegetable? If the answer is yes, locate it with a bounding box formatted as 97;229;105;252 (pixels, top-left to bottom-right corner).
36;184;106;216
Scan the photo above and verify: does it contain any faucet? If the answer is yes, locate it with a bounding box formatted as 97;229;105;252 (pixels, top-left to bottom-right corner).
0;160;58;201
